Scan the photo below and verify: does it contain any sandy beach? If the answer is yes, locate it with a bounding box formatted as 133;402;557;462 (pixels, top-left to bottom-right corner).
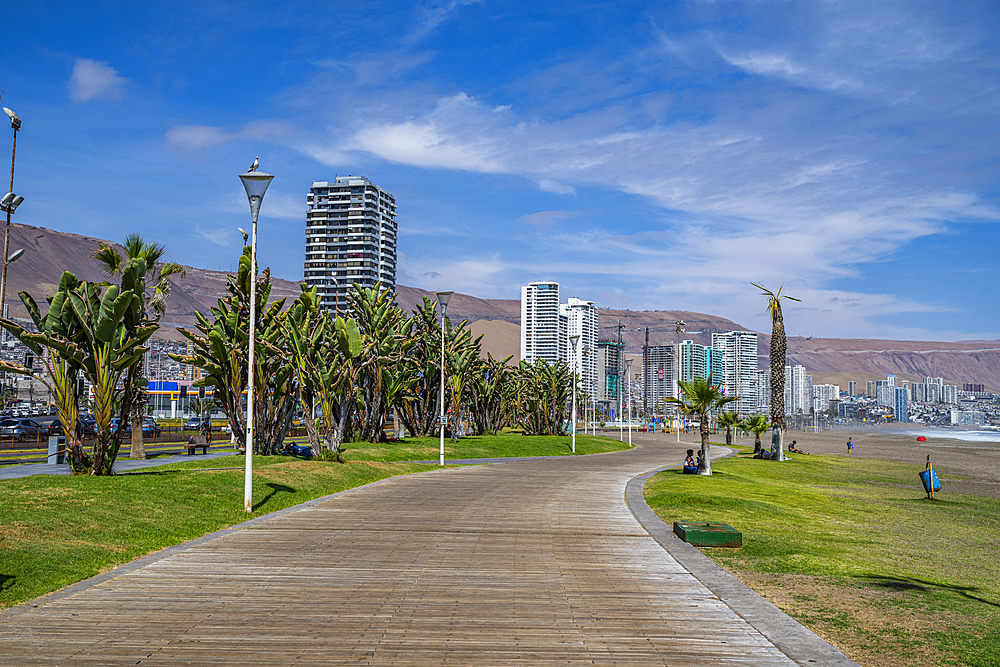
694;425;1000;499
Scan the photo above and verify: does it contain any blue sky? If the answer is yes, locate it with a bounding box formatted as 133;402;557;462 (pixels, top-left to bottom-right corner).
2;0;998;341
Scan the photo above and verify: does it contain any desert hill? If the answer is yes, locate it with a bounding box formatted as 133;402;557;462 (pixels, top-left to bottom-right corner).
3;222;998;390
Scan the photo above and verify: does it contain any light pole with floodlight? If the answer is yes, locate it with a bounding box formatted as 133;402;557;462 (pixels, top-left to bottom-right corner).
239;163;274;512
1;107;23;317
569;334;580;453
626;358;633;447
436;291;453;466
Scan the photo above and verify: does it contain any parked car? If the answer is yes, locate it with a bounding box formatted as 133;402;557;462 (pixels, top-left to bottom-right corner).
183;417;204;431
108;417;163;437
0;418;45;443
47;417;96;438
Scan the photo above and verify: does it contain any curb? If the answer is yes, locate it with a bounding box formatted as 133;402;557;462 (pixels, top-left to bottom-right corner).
624;452;862;667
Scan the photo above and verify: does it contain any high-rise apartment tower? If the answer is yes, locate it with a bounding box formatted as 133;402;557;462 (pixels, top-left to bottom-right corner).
520;282;566;365
304;176;397;312
711;331;759;417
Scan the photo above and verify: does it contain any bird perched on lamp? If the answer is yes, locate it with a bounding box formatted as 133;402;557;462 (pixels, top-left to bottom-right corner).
247;157;259;173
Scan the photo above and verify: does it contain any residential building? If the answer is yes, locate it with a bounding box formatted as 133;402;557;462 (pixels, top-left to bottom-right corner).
521;282;566;365
304;176;397;312
951;409;985;426
839;402;859;419
893;386;908;423
812;384;840;413
560;297;598;397
785;365;812;415
848;381;857;397
942;384;958;405
867;380;876;398
711;331;758;417
756;369;771;412
643;345;675;409
596;340;623;408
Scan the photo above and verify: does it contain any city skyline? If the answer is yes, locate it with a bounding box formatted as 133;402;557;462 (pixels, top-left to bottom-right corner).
1;1;998;342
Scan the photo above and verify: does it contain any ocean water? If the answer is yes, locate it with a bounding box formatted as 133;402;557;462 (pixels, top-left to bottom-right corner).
898;428;1000;444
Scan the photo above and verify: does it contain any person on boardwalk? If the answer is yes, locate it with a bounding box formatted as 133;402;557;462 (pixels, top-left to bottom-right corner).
847;437;853;453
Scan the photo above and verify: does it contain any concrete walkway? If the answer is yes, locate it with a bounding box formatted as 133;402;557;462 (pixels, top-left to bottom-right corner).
0;434;859;666
0;450;236;479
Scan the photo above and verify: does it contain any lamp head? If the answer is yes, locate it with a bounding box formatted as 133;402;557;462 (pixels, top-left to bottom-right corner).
8;249;24;263
0;193;23;213
238;227;249;244
3;108;20;130
569;334;580;346
436;291;454;311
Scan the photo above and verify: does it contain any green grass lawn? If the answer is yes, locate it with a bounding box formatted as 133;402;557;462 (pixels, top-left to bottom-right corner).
0;431;623;611
645;446;1000;667
341;430;628;461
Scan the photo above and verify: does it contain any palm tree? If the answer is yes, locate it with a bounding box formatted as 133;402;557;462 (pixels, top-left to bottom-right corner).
716;411;741;447
751;282;800;462
664;375;737;475
743;414;770;455
94;235;185;459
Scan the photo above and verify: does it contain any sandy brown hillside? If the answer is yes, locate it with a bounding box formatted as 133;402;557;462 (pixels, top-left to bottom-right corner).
2;223;302;339
4;222;998;389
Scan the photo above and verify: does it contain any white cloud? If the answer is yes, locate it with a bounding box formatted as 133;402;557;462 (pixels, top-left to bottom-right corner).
165;120;294;152
195;226;233;247
69;59;127;103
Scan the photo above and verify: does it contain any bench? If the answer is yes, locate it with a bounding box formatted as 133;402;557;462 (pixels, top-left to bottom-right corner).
185;435;210;455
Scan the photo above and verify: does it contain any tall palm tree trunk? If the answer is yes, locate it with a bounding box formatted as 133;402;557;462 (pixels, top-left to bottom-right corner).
770;316;787;462
698;413;712;475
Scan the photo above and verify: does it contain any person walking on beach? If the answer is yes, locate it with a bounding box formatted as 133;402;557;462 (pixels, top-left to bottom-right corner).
847;437;853;454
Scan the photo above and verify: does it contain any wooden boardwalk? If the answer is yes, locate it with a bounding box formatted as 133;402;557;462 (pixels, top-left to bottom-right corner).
0;437;800;666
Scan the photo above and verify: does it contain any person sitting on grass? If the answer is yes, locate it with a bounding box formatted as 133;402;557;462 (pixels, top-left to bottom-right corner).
788;440;809;454
682;449;698;474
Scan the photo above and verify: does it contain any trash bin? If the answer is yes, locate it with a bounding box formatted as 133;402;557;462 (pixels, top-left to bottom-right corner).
919;468;941;494
47;436;66;465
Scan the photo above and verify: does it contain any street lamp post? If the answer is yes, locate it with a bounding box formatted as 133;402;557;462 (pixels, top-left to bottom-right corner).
436;291;453;466
570;334;580;454
1;107;23;315
626;358;633;447
239;164;274;512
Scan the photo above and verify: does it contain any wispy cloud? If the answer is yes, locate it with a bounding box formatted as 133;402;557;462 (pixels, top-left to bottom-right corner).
166;120;293;153
69;59;127;103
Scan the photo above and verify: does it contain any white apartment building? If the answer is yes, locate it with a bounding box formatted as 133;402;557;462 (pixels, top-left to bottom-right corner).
812;384;840;413
712;331;758;417
304;176;397;312
784;365;812;415
521;282;567;366
560;297;598;397
756;369;771;412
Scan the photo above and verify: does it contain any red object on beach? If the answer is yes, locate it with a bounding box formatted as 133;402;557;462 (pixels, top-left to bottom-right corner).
917;436;927;442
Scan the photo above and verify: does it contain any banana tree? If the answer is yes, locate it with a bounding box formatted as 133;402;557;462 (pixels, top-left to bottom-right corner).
1;261;156;475
286;286;363;459
172;247;294;455
93;234;184;459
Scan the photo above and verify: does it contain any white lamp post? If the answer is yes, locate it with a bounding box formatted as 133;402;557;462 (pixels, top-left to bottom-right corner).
569;334;580;454
436;291;453;466
239;164;273;512
1;107;23;316
626;358;633;447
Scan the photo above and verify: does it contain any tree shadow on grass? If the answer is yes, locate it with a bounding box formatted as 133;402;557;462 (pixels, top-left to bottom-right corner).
0;574;14;592
860;574;1000;608
253;483;295;512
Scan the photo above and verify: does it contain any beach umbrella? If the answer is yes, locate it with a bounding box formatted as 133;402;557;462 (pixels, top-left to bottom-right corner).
917;436;927;442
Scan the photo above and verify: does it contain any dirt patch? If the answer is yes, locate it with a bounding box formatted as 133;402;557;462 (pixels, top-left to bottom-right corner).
726;568;968;667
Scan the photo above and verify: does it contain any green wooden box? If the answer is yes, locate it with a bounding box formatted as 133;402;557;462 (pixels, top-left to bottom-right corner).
673;521;742;548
